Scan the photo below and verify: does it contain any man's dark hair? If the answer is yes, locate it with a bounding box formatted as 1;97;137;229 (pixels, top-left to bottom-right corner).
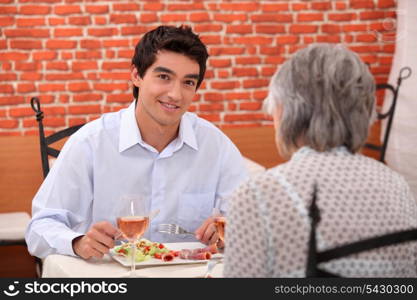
131;25;209;100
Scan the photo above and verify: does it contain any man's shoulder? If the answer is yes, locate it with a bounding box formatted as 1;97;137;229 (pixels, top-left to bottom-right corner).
71;108;124;141
184;112;227;139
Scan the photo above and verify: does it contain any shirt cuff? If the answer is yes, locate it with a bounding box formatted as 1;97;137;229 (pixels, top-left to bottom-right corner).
54;230;84;257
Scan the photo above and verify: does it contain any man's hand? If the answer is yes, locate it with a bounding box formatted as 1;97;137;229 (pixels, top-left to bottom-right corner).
72;221;119;259
195;217;223;246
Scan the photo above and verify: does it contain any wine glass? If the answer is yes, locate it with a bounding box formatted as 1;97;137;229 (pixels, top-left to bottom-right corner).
116;195;150;277
214;216;226;244
213;197;227;251
203;197;226;278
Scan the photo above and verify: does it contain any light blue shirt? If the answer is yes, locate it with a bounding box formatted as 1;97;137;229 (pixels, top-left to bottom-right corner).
26;101;248;258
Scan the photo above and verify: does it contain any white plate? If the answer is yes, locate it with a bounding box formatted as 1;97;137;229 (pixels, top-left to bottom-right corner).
110;242;223;268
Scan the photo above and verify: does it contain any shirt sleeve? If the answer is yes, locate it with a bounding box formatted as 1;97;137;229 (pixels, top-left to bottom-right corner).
25;133;94;258
214;139;249;214
223;178;269;277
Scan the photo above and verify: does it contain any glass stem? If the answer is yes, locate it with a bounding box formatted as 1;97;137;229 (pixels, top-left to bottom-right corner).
131;242;135;277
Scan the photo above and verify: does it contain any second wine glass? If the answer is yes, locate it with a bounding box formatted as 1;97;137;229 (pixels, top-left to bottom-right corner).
213;197;227;250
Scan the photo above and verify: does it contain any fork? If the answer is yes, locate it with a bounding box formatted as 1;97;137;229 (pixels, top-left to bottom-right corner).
158;224;194;235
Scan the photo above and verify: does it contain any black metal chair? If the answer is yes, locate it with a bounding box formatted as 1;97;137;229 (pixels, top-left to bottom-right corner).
29;96;85;276
30;97;84;178
306;185;417;277
364;67;412;163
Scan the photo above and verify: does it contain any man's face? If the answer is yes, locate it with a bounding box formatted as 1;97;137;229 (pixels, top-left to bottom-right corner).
132;50;200;129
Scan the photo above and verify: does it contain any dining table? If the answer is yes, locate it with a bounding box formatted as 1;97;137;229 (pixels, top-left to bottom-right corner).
41;157;264;278
42;242;224;278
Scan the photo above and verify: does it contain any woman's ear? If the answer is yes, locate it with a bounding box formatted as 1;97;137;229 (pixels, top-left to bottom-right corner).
131;66;141;88
272;104;283;131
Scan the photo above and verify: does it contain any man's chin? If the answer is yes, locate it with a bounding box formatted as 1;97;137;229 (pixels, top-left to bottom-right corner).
155;116;182;128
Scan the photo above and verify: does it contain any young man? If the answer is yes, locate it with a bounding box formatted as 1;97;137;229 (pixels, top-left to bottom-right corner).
25;26;247;259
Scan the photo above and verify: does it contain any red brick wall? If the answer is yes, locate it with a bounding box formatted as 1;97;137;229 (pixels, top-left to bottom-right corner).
0;0;397;135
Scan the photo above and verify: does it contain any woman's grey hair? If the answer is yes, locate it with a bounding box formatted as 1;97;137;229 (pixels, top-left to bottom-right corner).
264;43;376;156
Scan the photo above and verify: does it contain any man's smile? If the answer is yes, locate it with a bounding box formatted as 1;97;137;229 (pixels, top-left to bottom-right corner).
158;100;180;112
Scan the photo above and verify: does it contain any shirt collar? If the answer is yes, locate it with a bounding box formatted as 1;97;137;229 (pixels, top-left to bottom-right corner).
119;100;143;153
291;145;350;161
176;113;198;152
119;102;199;153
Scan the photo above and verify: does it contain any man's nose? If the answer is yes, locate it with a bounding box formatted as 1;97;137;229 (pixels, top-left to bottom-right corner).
167;81;182;101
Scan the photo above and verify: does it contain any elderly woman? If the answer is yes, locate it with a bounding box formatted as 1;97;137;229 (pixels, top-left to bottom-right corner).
223;43;417;277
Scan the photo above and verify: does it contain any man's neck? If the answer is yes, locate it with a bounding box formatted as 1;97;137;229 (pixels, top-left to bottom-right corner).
135;106;180;153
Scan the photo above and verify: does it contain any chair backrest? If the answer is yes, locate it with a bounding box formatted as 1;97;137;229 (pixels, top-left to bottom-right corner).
364;67;412;163
30;97;85;179
305;184;417;277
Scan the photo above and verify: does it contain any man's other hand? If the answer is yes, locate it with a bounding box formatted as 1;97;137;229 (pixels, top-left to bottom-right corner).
195;217;220;245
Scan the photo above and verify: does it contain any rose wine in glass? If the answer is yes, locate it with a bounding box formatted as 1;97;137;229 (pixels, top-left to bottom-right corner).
116;195;149;277
213;197;227;253
214;216;226;242
117;216;149;241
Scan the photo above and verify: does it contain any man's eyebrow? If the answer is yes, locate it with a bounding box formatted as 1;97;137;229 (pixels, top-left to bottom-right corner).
153;66;175;75
153;66;199;80
184;74;199;80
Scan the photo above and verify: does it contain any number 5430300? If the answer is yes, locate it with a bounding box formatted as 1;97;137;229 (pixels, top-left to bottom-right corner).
366;284;414;294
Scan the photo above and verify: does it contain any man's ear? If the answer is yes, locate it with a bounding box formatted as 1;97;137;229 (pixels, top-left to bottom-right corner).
131;66;141;87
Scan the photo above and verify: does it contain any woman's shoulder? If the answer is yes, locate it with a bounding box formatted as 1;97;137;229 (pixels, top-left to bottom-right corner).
232;169;282;197
233;167;295;203
263;150;410;189
355;154;410;186
238;151;412;197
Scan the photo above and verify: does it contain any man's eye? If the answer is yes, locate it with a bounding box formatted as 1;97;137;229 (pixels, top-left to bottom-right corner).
158;74;170;80
185;80;196;87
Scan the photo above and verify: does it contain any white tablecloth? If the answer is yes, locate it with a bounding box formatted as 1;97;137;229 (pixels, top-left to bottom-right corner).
42;243;223;278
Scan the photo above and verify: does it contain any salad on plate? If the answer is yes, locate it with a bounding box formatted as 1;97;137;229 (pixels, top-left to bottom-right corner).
113;238;178;262
112;238;220;265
